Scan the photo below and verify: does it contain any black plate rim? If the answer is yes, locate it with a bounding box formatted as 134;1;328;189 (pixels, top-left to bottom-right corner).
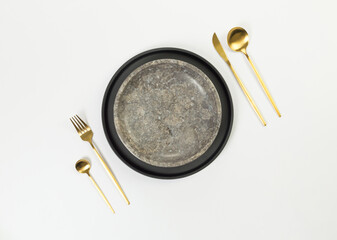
102;47;233;179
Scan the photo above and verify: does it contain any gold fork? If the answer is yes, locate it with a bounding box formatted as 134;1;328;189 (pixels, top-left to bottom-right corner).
70;115;130;205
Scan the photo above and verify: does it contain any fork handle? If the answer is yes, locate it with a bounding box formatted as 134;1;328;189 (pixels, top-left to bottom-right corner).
89;142;130;205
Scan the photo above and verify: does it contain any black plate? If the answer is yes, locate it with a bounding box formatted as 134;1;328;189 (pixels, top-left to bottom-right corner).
102;48;233;179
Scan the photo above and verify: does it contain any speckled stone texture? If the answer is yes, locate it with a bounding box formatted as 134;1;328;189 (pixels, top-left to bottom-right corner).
114;59;222;167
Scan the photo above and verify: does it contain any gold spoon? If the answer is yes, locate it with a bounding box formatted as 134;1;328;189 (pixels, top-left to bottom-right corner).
227;27;281;117
75;159;115;213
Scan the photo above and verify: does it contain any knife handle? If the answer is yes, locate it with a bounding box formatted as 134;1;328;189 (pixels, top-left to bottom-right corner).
228;63;266;126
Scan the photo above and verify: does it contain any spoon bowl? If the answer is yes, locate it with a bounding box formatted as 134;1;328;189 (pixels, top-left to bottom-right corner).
227;27;249;54
75;159;91;174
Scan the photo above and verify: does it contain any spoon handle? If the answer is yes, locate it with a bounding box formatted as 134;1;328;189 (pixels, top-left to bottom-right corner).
228;63;266;126
89;142;130;205
246;55;281;117
88;174;115;213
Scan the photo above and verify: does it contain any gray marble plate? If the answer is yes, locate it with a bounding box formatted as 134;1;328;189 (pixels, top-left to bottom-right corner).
113;59;222;167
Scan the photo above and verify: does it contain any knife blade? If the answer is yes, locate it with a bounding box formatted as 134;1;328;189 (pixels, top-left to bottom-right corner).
212;33;230;65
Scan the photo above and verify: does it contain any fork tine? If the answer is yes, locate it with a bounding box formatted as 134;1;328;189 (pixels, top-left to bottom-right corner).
70;118;80;133
73;116;85;131
76;115;89;128
72;116;83;131
74;115;85;129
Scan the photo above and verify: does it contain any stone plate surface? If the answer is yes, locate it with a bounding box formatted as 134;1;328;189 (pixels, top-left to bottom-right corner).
114;59;222;167
102;48;233;179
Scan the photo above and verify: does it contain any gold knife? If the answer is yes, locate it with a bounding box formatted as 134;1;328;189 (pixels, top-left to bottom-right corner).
212;33;266;126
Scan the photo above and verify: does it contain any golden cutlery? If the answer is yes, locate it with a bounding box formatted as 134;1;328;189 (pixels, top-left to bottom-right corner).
227;27;281;117
70;115;130;205
75;159;115;213
212;33;266;126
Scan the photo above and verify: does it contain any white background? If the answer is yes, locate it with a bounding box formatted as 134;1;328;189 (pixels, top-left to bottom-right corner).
1;0;336;239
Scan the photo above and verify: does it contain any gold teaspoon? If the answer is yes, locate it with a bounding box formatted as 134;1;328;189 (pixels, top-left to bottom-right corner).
227;27;281;117
75;159;115;213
